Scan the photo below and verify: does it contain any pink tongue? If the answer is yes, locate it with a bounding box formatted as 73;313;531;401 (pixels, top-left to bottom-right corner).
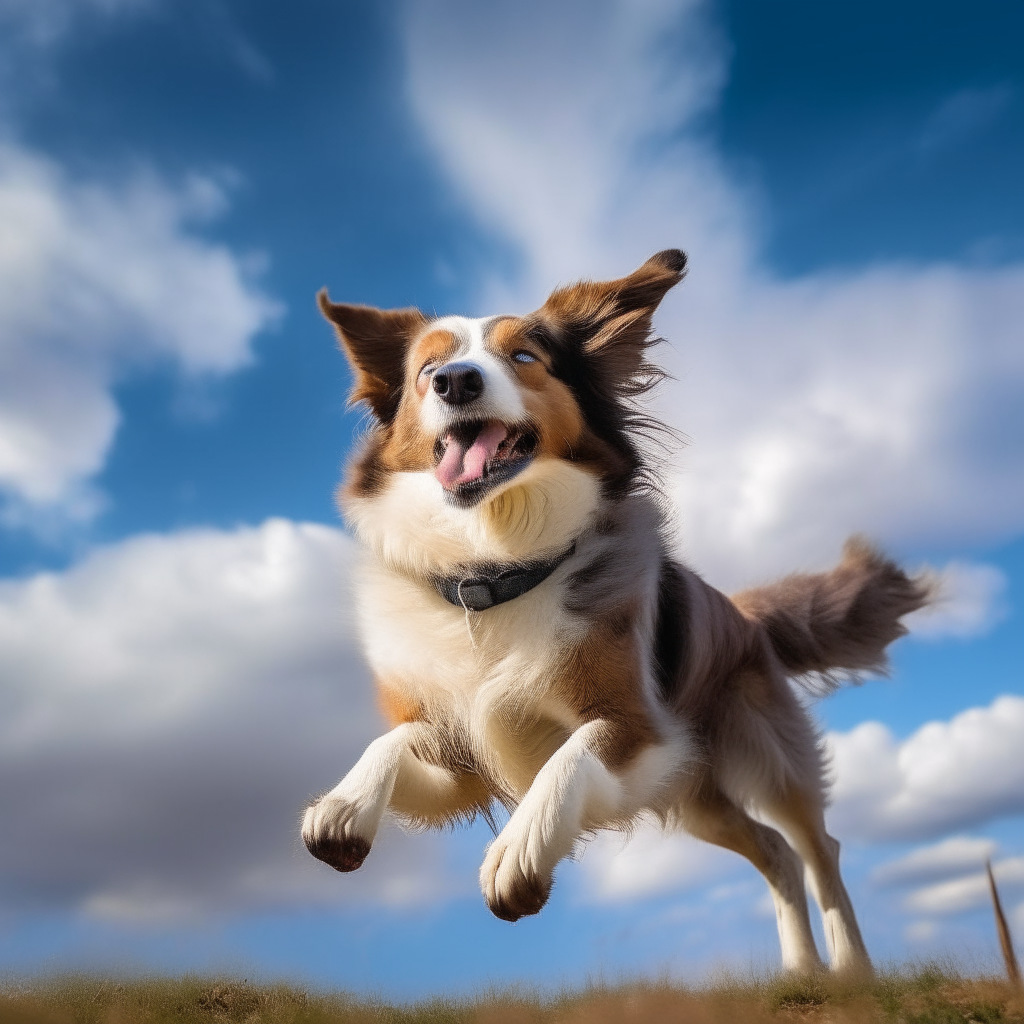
435;422;508;489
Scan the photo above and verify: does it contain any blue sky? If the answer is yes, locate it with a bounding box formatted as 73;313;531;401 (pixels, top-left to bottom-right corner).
1;0;1023;997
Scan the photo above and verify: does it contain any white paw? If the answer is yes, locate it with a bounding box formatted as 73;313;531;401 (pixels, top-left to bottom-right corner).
479;830;552;922
301;794;375;873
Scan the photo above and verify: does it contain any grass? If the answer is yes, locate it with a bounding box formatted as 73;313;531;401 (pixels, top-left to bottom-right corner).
1;965;1022;1024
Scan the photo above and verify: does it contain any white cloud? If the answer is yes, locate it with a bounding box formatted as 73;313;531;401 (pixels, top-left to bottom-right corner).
573;700;1024;907
402;0;1024;589
904;919;939;943
872;836;998;888
404;0;737;305
0;144;280;519
827;696;1024;843
576;821;736;903
0;519;459;921
3;522;1017;924
904;561;1010;640
905;857;1024;916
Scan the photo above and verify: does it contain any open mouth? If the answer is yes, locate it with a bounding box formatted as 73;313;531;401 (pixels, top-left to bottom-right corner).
433;419;538;506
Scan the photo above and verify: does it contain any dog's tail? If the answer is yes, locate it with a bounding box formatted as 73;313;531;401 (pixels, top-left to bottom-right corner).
732;537;931;692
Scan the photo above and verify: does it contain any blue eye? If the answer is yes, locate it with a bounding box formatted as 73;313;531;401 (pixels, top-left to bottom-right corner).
512;351;537;364
419;362;437;377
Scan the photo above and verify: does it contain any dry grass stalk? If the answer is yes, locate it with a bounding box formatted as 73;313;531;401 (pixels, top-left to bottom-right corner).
988;858;1023;989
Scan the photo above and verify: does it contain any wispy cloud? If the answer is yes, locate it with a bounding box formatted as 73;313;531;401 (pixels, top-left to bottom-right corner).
0;0;152;53
917;85;1015;157
904;561;1010;640
872;836;998;888
403;0;1024;588
905;857;1024;916
904;919;939;943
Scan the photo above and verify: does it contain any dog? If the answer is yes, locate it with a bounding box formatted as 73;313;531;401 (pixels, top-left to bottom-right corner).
303;250;928;975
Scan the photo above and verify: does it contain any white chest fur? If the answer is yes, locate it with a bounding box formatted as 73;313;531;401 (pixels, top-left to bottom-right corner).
355;552;585;796
356;552;581;695
346;459;606;795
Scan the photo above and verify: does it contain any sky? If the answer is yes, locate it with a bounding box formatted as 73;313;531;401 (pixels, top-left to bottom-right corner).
1;0;1023;998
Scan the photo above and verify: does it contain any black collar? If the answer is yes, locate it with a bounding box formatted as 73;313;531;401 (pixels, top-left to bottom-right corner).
432;543;576;612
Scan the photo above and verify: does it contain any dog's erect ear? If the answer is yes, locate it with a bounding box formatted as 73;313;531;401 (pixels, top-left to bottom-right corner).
538;249;687;382
318;291;427;421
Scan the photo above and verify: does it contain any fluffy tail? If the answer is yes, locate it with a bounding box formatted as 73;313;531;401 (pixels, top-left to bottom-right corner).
732;537;931;690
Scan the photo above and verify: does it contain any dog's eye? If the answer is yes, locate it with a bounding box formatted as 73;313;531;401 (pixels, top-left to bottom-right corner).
512;351;537;364
419;362;437;378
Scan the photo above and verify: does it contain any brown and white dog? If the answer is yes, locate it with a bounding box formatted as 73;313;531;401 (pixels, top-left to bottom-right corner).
303;250;928;975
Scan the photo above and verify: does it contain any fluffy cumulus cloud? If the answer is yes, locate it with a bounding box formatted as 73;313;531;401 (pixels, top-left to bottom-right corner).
0;143;280;522
0;519;458;922
402;0;1024;588
2;0;1021;934
575;701;1024;906
2;518;1021;922
826;696;1024;843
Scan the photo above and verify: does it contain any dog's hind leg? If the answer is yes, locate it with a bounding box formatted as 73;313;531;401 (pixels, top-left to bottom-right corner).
681;788;823;974
303;721;484;873
766;788;872;976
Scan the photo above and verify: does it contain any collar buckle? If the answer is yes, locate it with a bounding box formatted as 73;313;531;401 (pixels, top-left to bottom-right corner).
456;579;495;611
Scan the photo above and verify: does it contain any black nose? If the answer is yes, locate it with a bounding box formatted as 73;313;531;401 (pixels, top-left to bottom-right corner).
432;362;484;405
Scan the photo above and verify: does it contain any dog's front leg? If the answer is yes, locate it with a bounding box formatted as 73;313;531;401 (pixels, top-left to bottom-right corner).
303;721;466;872
480;719;675;921
302;727;410;872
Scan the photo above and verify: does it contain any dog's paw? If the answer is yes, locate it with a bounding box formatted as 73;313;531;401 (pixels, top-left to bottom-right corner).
302;796;373;873
479;835;552;923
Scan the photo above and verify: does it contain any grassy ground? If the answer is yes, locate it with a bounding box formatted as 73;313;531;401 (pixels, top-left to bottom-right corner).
1;965;1022;1023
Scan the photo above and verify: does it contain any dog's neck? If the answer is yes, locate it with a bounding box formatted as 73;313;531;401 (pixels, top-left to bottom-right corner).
430;542;578;612
344;459;601;579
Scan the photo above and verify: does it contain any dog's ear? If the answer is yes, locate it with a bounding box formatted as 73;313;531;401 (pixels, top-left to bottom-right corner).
318;291;427;422
538;249;686;382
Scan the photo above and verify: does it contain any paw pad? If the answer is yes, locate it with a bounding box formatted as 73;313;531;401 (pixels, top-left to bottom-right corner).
304;833;370;873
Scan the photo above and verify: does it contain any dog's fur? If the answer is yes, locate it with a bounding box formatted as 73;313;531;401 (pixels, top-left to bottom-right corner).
303;250;929;974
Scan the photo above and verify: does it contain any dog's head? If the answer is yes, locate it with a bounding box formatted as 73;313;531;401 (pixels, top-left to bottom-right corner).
320;250;686;511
